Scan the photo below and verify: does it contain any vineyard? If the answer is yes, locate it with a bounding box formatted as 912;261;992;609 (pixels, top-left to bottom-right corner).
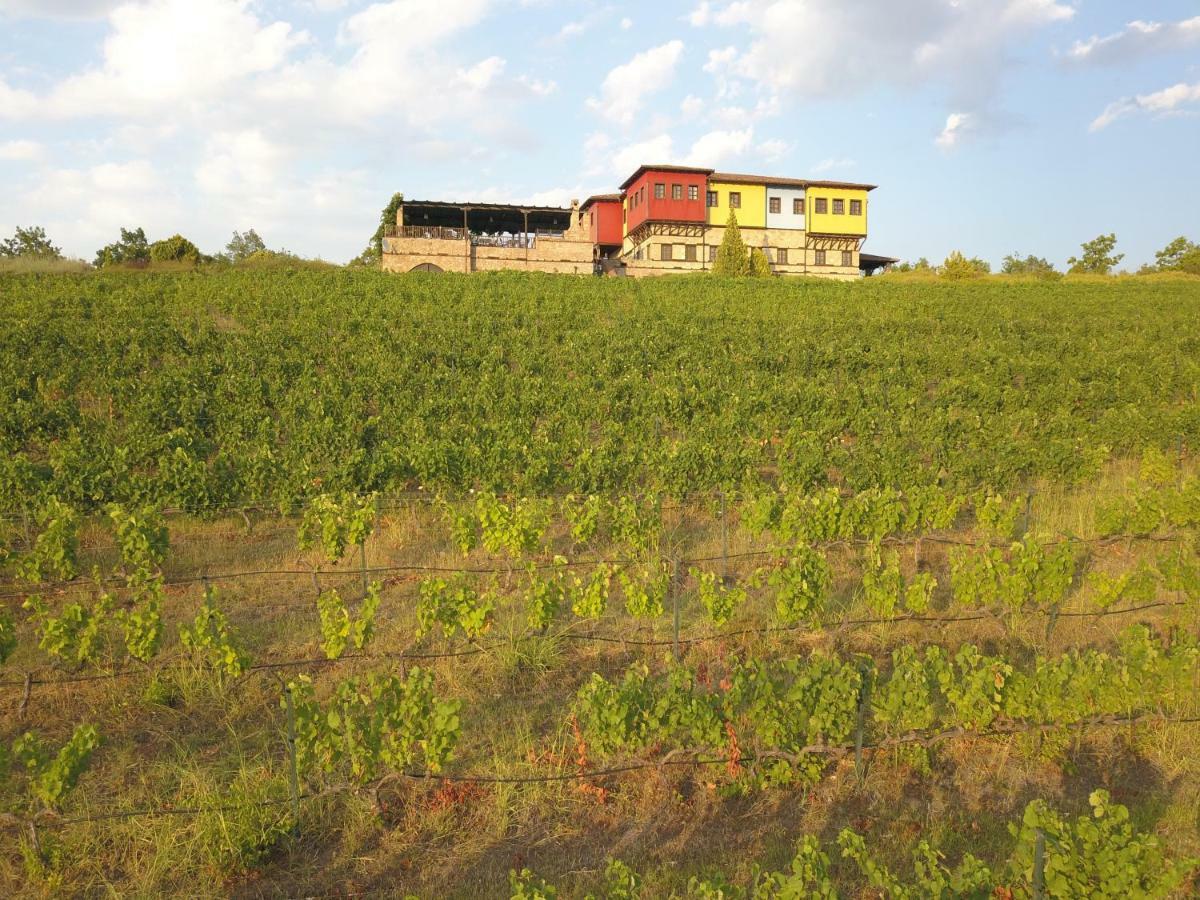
1;269;1199;897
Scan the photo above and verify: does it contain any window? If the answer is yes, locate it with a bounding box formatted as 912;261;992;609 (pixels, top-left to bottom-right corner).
672;183;683;200
661;243;673;261
688;185;699;201
814;198;828;214
685;244;697;262
850;199;863;216
729;191;742;209
842;250;853;267
793;198;805;215
832;199;845;215
778;248;788;265
655;183;665;200
815;249;827;266
708;245;718;262
769;196;781;214
707;190;718;208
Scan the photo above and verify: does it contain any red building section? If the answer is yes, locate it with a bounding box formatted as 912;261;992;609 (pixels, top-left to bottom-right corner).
619;165;711;233
582;194;624;247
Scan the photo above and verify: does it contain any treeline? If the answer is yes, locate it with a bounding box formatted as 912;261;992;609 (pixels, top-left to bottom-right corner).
0;225;344;271
893;233;1200;278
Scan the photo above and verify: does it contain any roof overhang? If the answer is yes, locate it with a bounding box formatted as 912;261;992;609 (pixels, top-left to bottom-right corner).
618;164;714;191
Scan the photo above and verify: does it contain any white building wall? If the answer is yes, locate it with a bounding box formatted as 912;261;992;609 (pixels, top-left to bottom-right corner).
766;187;806;230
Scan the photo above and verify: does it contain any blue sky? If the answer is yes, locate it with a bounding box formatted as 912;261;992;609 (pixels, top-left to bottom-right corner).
1;0;1197;267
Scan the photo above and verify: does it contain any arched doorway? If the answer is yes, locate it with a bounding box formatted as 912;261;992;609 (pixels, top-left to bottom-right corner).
409;263;443;273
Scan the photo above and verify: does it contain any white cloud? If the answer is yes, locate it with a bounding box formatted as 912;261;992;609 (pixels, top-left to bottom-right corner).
0;139;42;161
587;40;684;125
1067;16;1200;65
691;0;1074;128
46;0;306;116
456;56;506;91
1090;82;1200;131
6;159;184;256
0;0;125;18
684;127;753;166
0;78;38;119
620;17;632;30
936;111;974;148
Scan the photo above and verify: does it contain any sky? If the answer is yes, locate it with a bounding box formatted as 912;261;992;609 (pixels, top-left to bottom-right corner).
1;1;1198;268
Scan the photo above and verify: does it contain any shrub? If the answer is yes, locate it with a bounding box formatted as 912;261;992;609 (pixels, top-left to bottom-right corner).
149;234;202;265
940;250;990;279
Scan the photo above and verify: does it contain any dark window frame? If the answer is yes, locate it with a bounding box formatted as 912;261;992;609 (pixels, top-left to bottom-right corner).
661;243;673;261
768;196;781;215
688;185;699;201
672;183;683;200
850;199;863;216
654;183;666;200
815;249;827;266
706;190;718;208
841;250;853;267
778;248;788;265
729;191;742;209
832;198;845;215
814;198;828;214
793;197;805;215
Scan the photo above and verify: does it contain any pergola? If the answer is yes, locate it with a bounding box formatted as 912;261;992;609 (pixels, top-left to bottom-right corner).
401;200;575;237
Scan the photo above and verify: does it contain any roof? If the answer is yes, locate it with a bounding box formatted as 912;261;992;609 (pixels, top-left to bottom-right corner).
860;253;900;264
618;164;714;191
712;172;878;191
581;193;622;209
402;199;574;214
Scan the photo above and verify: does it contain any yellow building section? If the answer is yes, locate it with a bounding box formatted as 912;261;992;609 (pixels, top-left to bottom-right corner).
707;181;767;228
622;196;629;237
806;186;868;236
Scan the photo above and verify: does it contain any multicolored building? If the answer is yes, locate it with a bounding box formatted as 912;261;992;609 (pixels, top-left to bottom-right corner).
382;164;882;279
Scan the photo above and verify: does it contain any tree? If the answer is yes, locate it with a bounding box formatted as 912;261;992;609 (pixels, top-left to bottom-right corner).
1152;236;1198;271
1001;253;1056;276
940;250;990;279
1067;233;1123;274
893;257;932;273
94;227;150;268
225;229;267;263
1180;247;1200;276
351;193;405;267
749;247;772;277
0;226;62;259
149;234;202;265
712;208;749;276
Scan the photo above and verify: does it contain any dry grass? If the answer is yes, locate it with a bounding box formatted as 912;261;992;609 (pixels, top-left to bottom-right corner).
2;462;1198;897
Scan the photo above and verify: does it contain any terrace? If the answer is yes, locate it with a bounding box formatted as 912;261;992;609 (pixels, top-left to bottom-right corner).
388;200;579;249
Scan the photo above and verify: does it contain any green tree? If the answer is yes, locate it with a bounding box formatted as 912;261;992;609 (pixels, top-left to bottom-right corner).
351;192;405;267
149;234;202;265
940;250;990;279
749;247;772;277
224;229;267;263
1179;247;1200;275
893;257;932;273
1068;233;1123;274
1152;236;1198;271
712;208;749;275
94;227;150;268
1001;253;1056;276
0;225;62;259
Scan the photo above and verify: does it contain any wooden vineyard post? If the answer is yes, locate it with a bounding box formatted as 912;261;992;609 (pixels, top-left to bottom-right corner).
720;491;728;581
671;558;680;662
1032;828;1045;899
283;682;301;836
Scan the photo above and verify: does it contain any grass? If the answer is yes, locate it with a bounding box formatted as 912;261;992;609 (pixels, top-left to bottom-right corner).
1;459;1198;897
